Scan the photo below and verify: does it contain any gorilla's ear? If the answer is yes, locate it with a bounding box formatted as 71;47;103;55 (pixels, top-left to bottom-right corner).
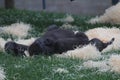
44;38;55;46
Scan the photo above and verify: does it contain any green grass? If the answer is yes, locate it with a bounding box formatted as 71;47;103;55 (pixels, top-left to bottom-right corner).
0;8;120;80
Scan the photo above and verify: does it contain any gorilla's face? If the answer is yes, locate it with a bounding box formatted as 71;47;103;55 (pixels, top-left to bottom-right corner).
4;41;17;55
28;38;55;56
5;41;28;56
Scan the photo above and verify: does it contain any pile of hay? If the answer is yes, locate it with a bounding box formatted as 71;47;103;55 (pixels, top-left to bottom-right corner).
56;44;101;60
83;54;120;73
54;14;74;23
88;2;120;24
85;27;120;52
0;22;31;38
0;67;6;80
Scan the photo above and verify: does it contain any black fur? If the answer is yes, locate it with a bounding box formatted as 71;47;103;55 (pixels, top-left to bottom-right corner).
28;25;89;56
4;24;115;56
5;41;28;56
54;32;89;54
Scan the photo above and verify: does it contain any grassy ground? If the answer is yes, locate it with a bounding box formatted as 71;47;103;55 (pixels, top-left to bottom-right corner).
0;8;120;80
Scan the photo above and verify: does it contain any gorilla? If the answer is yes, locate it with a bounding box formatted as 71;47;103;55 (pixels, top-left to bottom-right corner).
4;25;115;56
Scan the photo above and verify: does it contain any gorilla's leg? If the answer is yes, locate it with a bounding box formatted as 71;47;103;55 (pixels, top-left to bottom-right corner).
89;38;115;51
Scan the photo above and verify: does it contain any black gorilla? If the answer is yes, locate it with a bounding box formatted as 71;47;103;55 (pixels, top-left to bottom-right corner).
4;25;114;56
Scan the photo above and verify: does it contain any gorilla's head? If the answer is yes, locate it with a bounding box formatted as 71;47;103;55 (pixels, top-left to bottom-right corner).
5;41;28;56
5;41;17;54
